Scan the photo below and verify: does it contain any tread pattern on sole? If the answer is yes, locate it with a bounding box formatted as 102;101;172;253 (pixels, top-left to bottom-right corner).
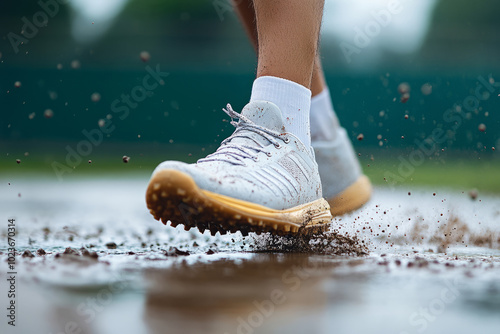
146;170;332;236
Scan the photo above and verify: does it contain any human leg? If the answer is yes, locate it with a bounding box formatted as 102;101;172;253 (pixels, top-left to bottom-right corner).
233;0;372;216
146;0;331;235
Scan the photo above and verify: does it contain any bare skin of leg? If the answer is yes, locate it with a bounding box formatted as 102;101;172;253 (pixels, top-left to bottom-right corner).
233;0;326;95
247;0;324;89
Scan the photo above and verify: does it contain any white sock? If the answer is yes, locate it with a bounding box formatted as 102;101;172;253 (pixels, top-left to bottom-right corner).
250;76;312;147
310;87;340;142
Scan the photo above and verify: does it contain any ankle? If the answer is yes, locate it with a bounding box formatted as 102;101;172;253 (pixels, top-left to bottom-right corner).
250;76;312;147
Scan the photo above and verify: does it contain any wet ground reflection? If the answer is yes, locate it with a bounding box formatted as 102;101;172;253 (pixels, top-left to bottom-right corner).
144;253;347;334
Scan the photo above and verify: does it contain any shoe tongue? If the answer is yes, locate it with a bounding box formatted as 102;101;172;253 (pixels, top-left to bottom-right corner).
225;101;284;148
239;101;284;133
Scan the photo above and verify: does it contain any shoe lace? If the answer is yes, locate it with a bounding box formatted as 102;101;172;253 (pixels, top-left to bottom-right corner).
198;104;289;166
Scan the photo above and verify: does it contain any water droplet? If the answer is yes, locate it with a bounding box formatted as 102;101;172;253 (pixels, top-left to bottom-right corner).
71;60;81;69
398;82;410;94
44;109;54;119
140;51;150;63
421;83;432;95
90;92;101;102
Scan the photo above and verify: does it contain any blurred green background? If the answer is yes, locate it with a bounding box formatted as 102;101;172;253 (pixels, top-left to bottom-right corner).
0;0;499;192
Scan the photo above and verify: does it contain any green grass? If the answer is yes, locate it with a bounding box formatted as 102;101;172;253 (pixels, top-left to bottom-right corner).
361;158;500;193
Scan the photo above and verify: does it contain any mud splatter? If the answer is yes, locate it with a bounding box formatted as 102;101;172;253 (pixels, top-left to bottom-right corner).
251;227;368;256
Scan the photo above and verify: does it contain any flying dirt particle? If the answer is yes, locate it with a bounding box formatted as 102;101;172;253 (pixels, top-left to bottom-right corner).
357;134;364;141
408;192;411;196
71;60;81;69
90;92;101;102
169;139;174;144
122;156;130;163
401;136;405;139
22;250;35;258
468;189;478;200
404;114;409;119
88;160;92;164
28;112;36;120
98;119;106;127
63;247;79;255
493;147;496;151
421;83;432;95
81;248;99;259
14;81;21;88
478;123;486;132
140;51;151;62
105;242;117;249
16;159;21;164
36;248;46;256
398;83;411;103
433;193;436;196
164;247;190;257
398;82;410;94
49;91;58;100
18;193;21;198
44;109;54;119
400;93;410;103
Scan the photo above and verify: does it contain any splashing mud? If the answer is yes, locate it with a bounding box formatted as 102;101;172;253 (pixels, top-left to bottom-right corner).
252;228;368;256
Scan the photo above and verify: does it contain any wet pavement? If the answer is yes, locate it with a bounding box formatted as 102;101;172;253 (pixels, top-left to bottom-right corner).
1;175;499;334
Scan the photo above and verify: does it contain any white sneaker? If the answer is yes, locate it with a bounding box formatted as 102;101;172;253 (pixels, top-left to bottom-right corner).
146;101;332;236
313;128;372;216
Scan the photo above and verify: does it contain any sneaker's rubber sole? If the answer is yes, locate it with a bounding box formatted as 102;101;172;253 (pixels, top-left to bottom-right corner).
327;175;372;216
146;169;332;236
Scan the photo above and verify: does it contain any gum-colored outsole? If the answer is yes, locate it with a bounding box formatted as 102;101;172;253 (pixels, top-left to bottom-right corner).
328;175;372;216
146;169;332;236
